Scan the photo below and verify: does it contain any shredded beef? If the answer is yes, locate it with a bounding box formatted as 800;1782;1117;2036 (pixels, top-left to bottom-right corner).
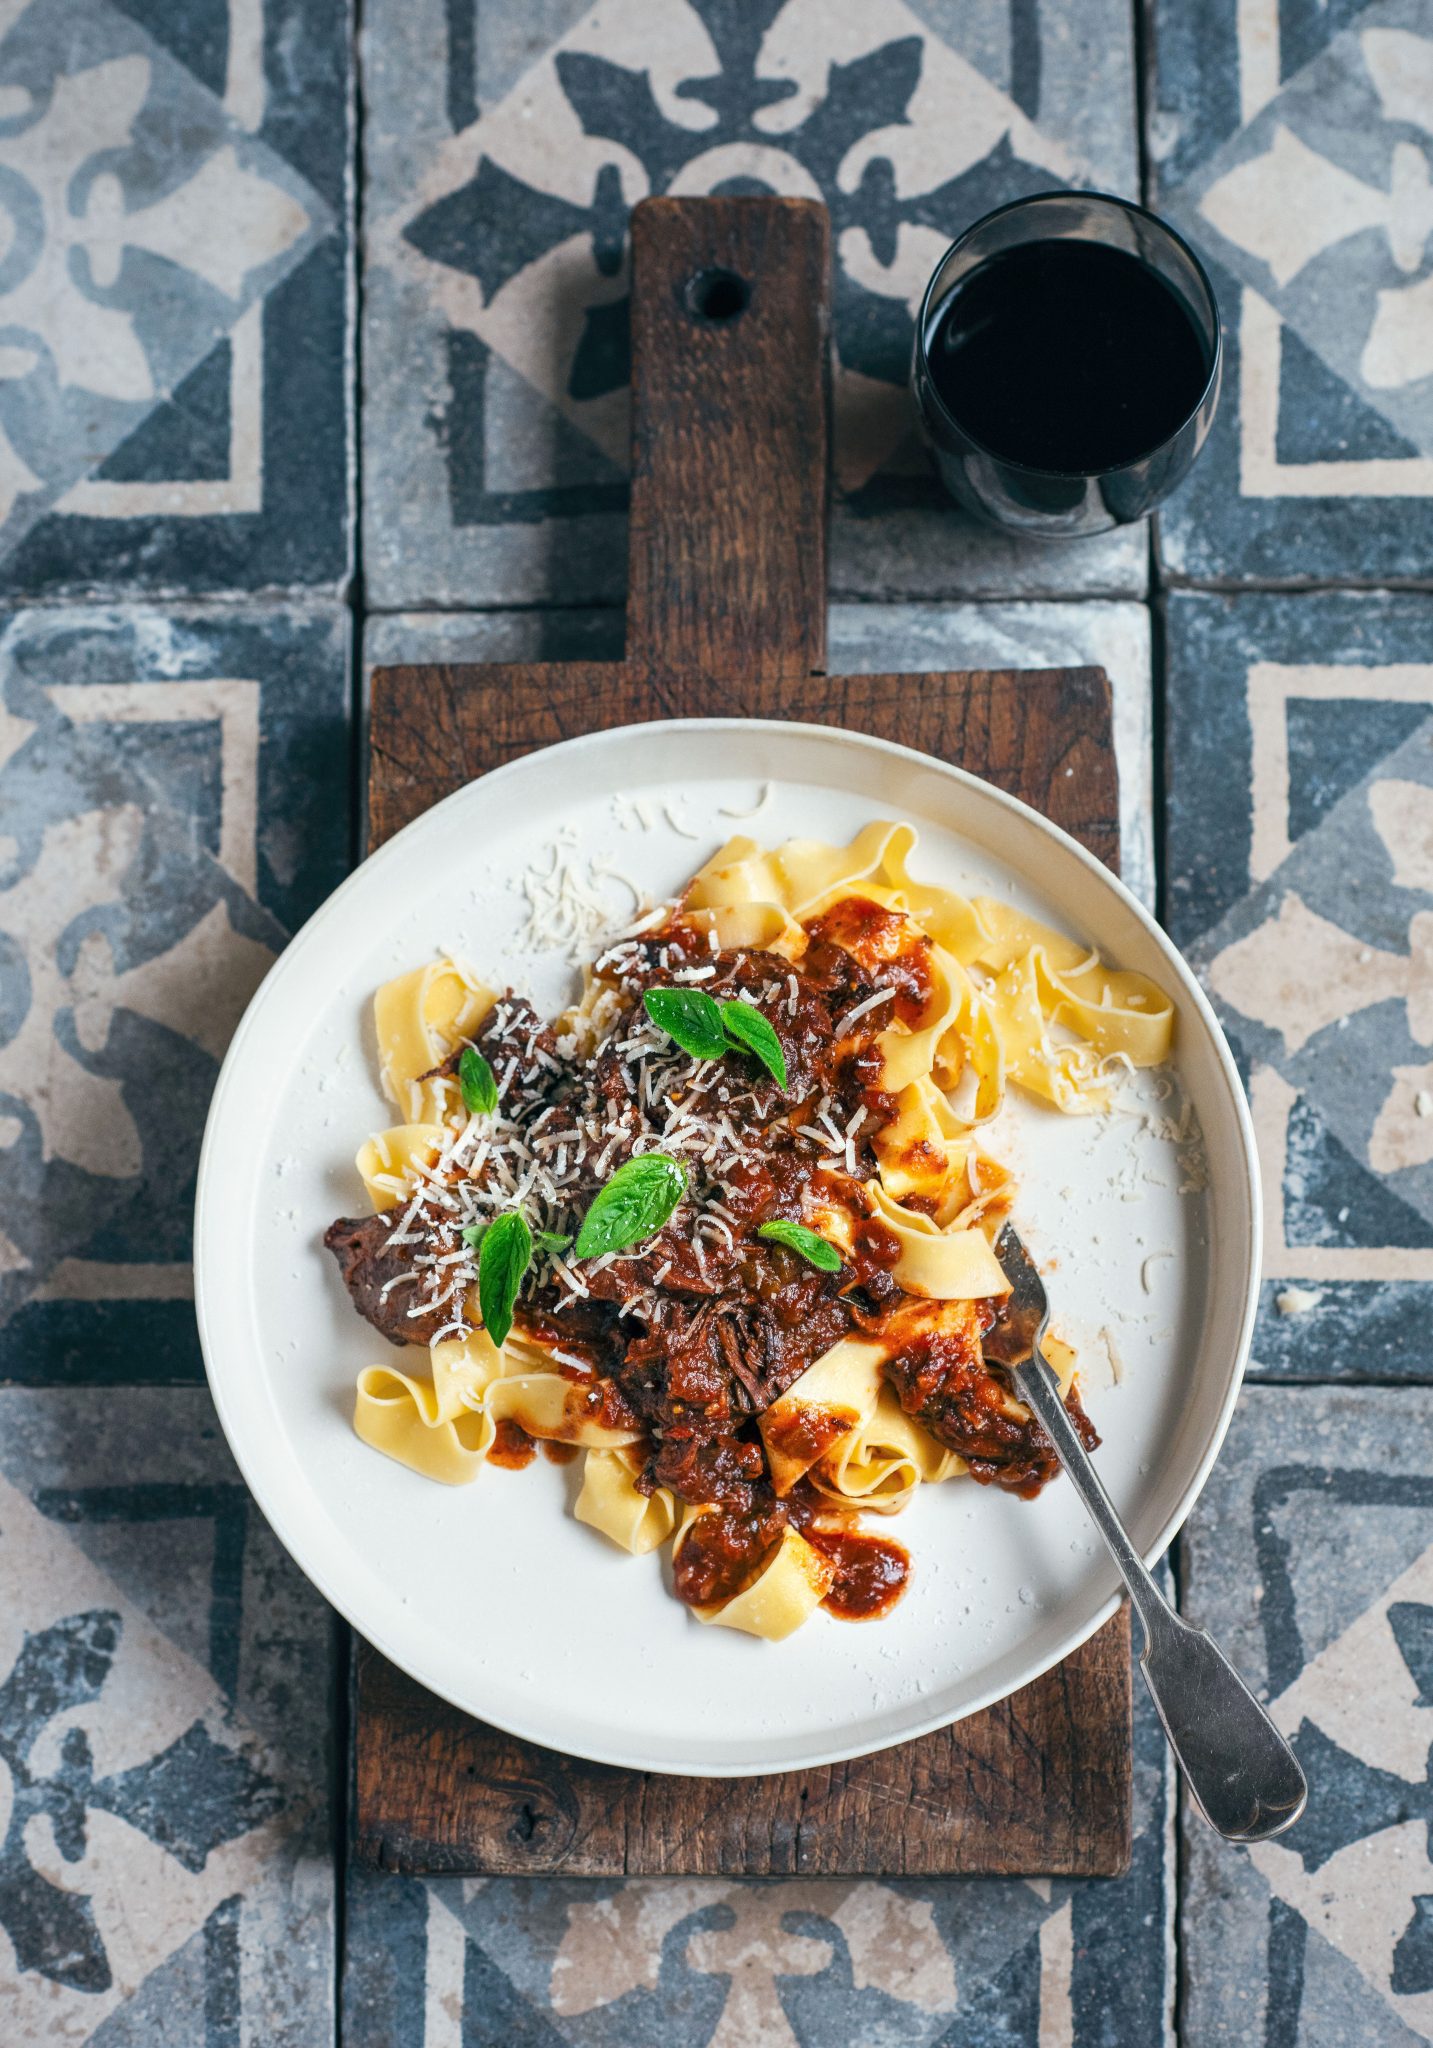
323;1214;455;1348
883;1332;1101;1498
423;995;566;1116
327;906;1086;1523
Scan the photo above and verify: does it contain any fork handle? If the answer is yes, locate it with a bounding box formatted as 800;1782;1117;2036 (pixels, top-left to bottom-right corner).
1013;1351;1307;1844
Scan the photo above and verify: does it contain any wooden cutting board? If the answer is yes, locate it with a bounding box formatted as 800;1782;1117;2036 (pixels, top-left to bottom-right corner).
356;195;1132;1879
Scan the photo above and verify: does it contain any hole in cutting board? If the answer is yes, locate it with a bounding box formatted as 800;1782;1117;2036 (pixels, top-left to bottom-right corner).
683;268;750;323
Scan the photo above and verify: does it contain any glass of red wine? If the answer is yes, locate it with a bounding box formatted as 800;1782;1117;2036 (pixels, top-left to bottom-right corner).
912;191;1221;538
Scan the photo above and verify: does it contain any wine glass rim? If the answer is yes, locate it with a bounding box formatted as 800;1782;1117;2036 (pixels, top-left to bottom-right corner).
915;187;1223;481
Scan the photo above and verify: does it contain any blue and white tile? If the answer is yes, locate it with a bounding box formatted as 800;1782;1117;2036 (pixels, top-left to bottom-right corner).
1179;1386;1433;2046
0;1383;334;2043
1166;590;1433;1380
1149;0;1433;585
361;0;1147;610
343;1658;1171;2048
365;598;1155;907
0;602;351;1385
0;0;352;599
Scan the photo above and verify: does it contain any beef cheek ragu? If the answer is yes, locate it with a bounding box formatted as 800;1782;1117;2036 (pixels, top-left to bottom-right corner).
323;1213;459;1349
325;900;1102;1622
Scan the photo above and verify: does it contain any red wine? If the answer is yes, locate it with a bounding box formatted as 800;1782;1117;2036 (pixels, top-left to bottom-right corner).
927;239;1212;475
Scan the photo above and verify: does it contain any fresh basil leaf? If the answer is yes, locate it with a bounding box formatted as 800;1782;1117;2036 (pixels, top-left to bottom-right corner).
458;1045;498;1115
460;1222;486;1252
644;986;728;1061
757;1219;842;1271
532;1229;572;1255
718;999;788;1089
478;1210;531;1348
575;1154;688;1259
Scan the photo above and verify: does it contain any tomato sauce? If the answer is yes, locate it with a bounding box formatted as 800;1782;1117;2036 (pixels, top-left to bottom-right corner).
808;1527;911;1620
488;1418;536;1469
806;896;935;1024
884;1328;1099;1497
672;1507;784;1608
764;1402;860;1469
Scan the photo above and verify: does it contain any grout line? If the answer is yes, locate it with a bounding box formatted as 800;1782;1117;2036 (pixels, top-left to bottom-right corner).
1133;0;1152;212
353;578;1433;620
1242;1371;1431;1387
5;567;1430;615
357;591;1157;616
358;591;1154;622
0;589;353;614
1133;0;1187;2037
332;1610;353;2046
1162;575;1433;597
1149;585;1169;929
343;0;365;875
334;0;365;2036
4;572;1426;616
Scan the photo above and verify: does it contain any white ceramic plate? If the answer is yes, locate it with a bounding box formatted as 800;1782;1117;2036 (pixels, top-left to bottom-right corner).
195;719;1259;1776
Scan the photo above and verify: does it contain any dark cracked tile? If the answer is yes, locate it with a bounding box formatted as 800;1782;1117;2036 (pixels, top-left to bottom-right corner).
0;0;353;600
1148;0;1433;587
0;601;352;1385
0;1382;335;2042
1179;1386;1433;2047
1165;590;1433;1382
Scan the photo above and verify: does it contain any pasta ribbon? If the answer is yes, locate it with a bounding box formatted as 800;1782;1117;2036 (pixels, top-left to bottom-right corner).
353;1330;503;1485
487;1354;644;1449
873;944;963;1093
811;1384;966;1514
357;1124;448;1211
969;900;1173;1109
687;822;1172;1124
871;1083;1014;1230
1041;1332;1078;1396
865;1182;1010;1300
758;1337;887;1497
687;820;911;930
374;958;496;1121
676;1511;835;1641
575;1447;677;1554
873;1077;971;1209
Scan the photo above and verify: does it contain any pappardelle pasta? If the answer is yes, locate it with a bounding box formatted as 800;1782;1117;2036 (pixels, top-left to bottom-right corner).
325;821;1174;1640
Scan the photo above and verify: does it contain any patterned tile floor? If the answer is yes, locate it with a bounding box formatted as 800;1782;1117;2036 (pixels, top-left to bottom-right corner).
1;0;1430;2042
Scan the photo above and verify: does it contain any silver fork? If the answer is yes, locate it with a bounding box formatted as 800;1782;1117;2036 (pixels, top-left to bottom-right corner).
986;1224;1308;1844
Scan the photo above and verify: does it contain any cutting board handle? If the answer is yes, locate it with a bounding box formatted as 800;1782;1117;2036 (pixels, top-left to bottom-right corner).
626;197;831;683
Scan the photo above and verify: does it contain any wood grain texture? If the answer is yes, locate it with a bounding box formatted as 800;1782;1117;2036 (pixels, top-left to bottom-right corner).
355;1616;1131;1877
356;195;1133;1880
367;662;1118;867
625;198;829;680
357;660;1132;1879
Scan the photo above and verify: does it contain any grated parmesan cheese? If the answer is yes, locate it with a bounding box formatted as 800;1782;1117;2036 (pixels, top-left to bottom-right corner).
663;800;701;839
1139;1249;1174;1293
833;986;895;1036
516;839;643;961
718;782;773;819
